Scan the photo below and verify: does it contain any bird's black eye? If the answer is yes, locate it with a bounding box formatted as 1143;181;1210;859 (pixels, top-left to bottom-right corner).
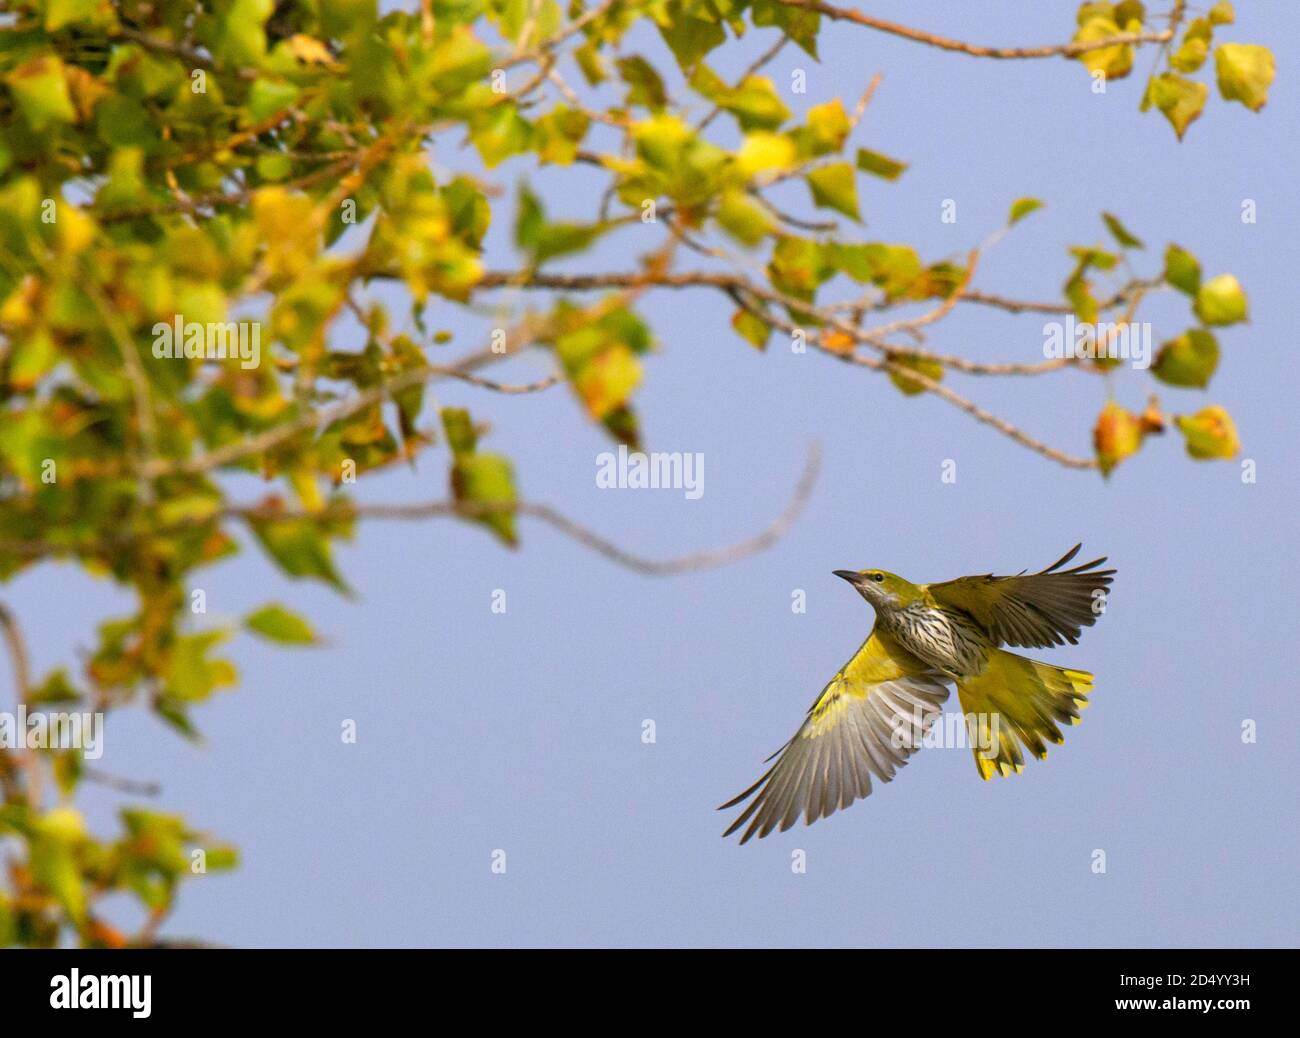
871;573;884;583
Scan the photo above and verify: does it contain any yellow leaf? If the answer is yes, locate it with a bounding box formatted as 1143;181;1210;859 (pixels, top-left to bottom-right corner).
737;132;796;177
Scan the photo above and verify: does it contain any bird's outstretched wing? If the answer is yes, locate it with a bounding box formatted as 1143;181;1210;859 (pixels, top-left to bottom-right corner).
720;631;950;844
926;543;1115;649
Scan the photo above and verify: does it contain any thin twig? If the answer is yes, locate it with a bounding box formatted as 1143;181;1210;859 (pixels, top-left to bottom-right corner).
698;35;789;131
218;444;821;576
82;768;163;798
143;320;559;479
775;1;1176;59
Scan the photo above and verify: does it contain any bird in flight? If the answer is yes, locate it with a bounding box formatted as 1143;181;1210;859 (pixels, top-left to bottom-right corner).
721;545;1115;843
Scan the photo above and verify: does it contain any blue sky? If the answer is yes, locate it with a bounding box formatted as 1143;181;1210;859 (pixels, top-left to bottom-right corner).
8;2;1299;946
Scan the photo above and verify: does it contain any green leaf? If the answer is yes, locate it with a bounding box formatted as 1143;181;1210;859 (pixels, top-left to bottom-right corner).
250;517;351;594
514;187;604;265
45;0;116;31
827;242;922;298
736;131;797;176
1114;2;1147;28
719;76;791;132
8;56;77;130
452;453;518;546
571;343;643;419
751;0;821;58
439;407;519;544
28;669;81;705
657;7;726;70
1153;329;1219;388
1176;405;1240;459
1208;2;1235;26
469;104;533;168
1069;245;1119;271
203;846;240;871
617;56;668;111
887;354;943;396
806;163;860;220
245;604;318;645
769;235;834;301
441;407;477;458
1215;44;1275;112
1008;197;1044;225
1193;274;1248;325
535;106;589;165
248;79;300;122
731;309;771;350
855;148;908;181
1065;276;1099;325
716;190;775;247
167;631;237;702
800;98;850;156
1074;15;1134;79
216;0;273;66
31;829;86;925
1102;212;1144;249
1169;19;1212;73
1147;73;1207;139
1163;243;1201;294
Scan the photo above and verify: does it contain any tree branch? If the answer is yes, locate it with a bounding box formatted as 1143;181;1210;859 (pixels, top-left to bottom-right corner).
775;1;1176;59
217;444;821;576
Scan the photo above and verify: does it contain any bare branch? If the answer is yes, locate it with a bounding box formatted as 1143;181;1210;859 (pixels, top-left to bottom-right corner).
729;287;1098;469
0;601;33;699
698;34;789;131
217;444;822;576
0;601;42;808
775;1;1176;59
144;320;560;479
82;768;163;798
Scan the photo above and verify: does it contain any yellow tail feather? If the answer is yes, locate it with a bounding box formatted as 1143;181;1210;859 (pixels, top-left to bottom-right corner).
956;649;1094;780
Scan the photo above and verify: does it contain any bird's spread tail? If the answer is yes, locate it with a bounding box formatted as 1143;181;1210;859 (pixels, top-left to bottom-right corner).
955;648;1093;779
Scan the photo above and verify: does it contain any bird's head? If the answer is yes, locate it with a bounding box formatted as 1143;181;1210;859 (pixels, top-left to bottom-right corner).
833;568;922;612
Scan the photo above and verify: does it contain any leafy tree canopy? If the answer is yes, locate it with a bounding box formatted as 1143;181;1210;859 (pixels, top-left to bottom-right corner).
0;0;1273;945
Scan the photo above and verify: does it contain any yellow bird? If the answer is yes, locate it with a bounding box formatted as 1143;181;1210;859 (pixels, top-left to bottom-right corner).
721;545;1114;843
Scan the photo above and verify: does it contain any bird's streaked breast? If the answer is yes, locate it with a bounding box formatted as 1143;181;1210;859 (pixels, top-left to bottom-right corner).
887;604;988;676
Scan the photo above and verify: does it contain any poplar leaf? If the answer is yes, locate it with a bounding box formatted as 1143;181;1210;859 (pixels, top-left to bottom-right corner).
245;604;318;645
806;163;860;220
1193;274;1248;325
1176;405;1240;459
1214;43;1275;111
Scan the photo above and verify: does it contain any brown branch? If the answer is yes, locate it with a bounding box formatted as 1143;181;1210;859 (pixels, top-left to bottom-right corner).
113;27;258;79
776;1;1176;59
499;0;621;70
0;601;43;809
143;320;560;479
217;444;820;576
82;768;162;798
0;602;32;699
698;34;789;131
729;288;1098;469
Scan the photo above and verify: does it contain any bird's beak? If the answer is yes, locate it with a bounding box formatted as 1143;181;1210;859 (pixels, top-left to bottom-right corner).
833;569;860;585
